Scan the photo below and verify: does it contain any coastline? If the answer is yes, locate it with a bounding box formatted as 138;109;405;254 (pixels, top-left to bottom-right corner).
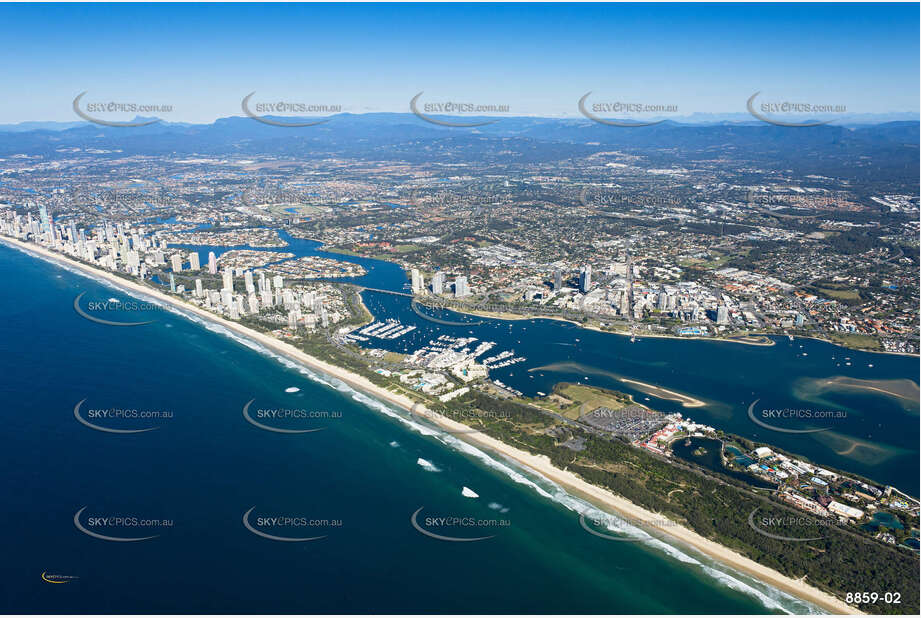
438;305;779;347
618;377;707;407
314;240;913;357
419;299;919;357
0;235;861;615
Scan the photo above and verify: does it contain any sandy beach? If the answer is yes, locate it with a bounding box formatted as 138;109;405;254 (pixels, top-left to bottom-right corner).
1;235;861;615
618;377;707;407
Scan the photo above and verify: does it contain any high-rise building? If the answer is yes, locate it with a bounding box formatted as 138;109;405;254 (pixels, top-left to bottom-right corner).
657;291;668;310
39;206;50;232
244;270;255;293
222;270;233;292
795;313;805;327
455;276;470;298
554;269;563;291
195;279;203;298
208;251;217;275
188;251;200;271
411;268;424;294
432;271;445;295
716;305;729;324
579;265;592;293
170;254;183;272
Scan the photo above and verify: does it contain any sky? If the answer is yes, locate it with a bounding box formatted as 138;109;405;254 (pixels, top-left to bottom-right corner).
0;2;918;124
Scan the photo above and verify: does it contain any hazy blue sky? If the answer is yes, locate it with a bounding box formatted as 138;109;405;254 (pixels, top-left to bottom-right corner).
0;2;917;123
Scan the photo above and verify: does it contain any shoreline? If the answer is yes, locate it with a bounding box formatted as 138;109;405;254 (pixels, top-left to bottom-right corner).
419;300;919;357
421;304;778;347
0;235;860;615
618;377;707;407
289;238;912;358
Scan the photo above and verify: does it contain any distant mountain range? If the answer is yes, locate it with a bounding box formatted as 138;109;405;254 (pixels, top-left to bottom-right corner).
0;111;918;133
0;113;916;190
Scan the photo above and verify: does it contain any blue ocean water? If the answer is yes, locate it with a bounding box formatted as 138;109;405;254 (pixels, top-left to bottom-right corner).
0;242;815;613
173;229;920;493
359;292;921;493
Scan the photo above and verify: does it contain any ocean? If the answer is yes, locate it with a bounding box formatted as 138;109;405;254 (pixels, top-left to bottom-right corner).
0;241;819;613
175;229;919;492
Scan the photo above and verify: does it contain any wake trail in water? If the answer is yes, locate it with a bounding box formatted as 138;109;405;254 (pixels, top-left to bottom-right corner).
17;245;821;615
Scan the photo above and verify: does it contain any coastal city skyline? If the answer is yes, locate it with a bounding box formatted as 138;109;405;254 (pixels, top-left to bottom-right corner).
0;2;918;617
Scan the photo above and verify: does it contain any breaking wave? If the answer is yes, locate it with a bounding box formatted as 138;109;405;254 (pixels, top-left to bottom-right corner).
22;243;821;615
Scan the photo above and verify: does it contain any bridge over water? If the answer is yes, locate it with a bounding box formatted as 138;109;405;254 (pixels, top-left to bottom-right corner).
343;284;413;298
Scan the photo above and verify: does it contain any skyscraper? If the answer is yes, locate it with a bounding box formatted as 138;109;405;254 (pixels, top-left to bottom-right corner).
222;270;233;292
554;269;563;291
170;254;183;272
208;251;217;275
455;276;470;297
189;251;200;271
411;268;423;294
579;265;592;293
432;271;445;295
39;205;50;232
716;305;729;324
